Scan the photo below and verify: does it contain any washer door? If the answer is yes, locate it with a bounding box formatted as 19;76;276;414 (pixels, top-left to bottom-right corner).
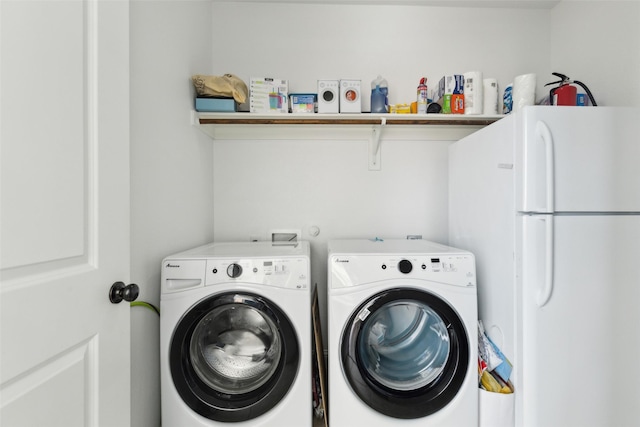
341;287;469;419
170;291;299;422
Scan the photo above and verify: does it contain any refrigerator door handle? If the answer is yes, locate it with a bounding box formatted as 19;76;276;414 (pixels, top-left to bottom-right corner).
536;121;555;212
537;215;554;307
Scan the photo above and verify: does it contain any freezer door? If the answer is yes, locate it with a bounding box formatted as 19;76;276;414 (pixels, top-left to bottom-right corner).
517;106;640;213
518;214;640;427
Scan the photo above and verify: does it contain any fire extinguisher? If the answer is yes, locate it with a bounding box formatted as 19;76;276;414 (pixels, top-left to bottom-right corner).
545;72;598;106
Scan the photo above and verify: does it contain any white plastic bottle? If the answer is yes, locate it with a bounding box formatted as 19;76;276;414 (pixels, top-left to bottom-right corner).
417;77;428;114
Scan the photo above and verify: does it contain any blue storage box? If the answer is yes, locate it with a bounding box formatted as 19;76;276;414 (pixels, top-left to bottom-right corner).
290;93;317;113
195;97;237;112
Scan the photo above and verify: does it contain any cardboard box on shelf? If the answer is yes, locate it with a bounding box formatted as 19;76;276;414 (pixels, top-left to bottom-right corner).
451;94;465;114
250;77;289;113
437;75;464;100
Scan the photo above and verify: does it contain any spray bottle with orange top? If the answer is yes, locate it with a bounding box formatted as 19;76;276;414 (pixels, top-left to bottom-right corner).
417;77;428;114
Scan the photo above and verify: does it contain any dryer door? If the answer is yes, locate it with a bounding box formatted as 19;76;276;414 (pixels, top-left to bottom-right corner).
341;287;469;419
169;291;299;422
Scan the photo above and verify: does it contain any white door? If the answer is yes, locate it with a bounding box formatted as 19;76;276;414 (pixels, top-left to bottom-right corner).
1;1;130;426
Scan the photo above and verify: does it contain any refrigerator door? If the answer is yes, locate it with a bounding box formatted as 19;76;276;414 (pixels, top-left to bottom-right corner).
517;106;640;213
519;214;640;427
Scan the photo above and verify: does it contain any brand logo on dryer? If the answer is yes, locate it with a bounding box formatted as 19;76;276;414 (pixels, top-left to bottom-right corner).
334;258;350;263
165;263;180;268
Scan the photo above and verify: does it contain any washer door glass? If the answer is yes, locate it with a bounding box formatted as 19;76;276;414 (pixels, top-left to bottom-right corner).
189;304;281;394
341;287;469;419
170;292;299;423
358;300;449;391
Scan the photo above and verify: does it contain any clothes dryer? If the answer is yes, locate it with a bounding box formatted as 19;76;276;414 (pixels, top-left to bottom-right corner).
161;241;312;426
327;239;478;427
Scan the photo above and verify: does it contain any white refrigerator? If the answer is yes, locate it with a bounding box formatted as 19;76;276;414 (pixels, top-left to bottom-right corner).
449;106;640;427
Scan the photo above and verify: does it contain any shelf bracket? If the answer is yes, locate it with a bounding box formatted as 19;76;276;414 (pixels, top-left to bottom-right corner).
369;117;386;171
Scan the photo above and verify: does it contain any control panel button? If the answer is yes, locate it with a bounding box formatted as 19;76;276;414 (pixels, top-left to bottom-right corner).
227;263;243;278
398;259;413;274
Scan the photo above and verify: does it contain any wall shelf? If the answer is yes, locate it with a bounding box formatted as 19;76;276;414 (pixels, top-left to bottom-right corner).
194;112;502;139
196;112;502;127
193;111;504;170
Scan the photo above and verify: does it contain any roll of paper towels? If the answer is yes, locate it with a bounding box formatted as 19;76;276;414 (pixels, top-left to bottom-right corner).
483;78;499;115
512;73;536;111
463;71;483;115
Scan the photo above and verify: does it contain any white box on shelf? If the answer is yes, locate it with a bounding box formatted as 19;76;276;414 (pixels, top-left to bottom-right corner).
250;77;289;113
318;80;339;114
339;79;361;113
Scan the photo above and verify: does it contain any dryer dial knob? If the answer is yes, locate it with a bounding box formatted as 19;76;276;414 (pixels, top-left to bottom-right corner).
227;263;243;278
398;259;413;274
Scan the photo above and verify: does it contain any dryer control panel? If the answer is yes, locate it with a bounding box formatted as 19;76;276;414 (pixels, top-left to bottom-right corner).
329;253;476;290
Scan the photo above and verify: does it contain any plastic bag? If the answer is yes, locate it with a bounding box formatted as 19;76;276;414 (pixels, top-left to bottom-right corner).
191;74;248;104
478;322;503;372
478;321;513;394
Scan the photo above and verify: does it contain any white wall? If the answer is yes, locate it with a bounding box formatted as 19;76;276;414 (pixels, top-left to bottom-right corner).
130;2;214;427
550;0;640;106
210;2;552;108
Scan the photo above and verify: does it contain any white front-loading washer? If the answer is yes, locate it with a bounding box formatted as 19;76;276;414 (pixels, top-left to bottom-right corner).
160;241;312;426
327;239;478;427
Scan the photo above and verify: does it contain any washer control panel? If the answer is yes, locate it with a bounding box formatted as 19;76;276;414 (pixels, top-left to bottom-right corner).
206;257;309;290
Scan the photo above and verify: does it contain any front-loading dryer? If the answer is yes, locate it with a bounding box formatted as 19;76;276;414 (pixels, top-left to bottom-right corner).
327;239;478;427
160;241;312;426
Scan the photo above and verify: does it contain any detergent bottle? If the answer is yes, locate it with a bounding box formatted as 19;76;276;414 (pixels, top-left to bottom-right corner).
370;75;388;113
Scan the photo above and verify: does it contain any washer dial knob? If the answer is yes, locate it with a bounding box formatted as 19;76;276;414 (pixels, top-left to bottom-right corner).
398;259;413;274
227;263;243;278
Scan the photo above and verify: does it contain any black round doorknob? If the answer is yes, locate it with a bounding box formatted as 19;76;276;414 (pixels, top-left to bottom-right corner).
109;282;139;304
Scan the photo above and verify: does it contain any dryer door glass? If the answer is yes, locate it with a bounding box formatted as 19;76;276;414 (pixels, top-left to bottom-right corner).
189;304;281;394
358;300;449;391
341;287;469;419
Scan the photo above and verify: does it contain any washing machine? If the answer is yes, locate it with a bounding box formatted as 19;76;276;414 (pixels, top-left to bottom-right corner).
160;241;312;426
327;239;478;427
